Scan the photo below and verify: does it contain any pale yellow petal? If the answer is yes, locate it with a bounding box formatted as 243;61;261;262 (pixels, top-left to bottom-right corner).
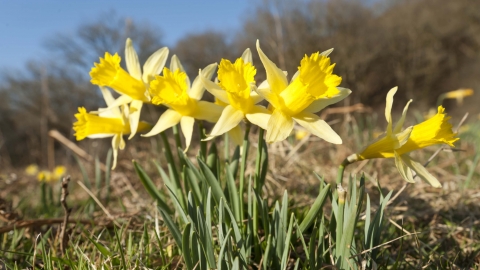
256;87;281;109
111;134;121;169
241;48;252;64
385;87;398;136
142;109;182;137
250;91;264;104
128;100;143;139
170;55;191;87
293;111;342;144
200;70;229;104
207;105;244;139
394;126;413;149
228;125;243;146
320;48;334;57
394;152;415;183
125;38;142;80
190;63;217;100
400;154;442;188
142;47;169;83
180;116;195;152
256;40;288;95
99;87;116;107
393;99;413;134
194;101;223;122
290;70;299;83
304;87;352;113
266;109;294;143
245;105;271;130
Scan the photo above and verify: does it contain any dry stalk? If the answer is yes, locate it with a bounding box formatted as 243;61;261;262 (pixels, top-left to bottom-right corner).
59;176;71;255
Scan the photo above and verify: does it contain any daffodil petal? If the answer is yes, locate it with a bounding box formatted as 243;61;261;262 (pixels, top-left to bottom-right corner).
190;63;217;100
256;40;288;95
194;101;223;122
258;80;269;89
320;48;334;57
241;48;253;64
250;91;264;104
228;125;243;146
304;87;352;113
394;152;415;183
180;116;195;152
245;105;270;130
99;87;116;108
293;111;342;144
125;38;142;81
290;70;300;83
393;126;413;149
200;70;229;104
128;100;143;139
142;109;182;137
385;87;398;136
393;99;413;134
170;55;191;87
96;94;131;118
87;134;115;139
207;105;244;139
266;109;294;143
111;134;121;169
400;154;442;188
256;87;280;108
142;47;169;83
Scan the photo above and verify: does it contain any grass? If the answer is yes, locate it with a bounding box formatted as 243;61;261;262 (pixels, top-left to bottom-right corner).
0;111;479;269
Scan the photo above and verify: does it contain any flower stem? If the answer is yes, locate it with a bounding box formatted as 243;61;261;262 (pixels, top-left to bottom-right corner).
198;121;207;161
239;122;251;220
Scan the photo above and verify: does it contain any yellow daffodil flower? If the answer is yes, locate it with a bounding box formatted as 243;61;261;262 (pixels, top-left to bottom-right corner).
90;38;169;138
255;40;351;143
441;88;474;105
73;88;152;169
200;48;271;139
36;166;67;182
142;56;223;151
348;87;459;187
25;164;39;176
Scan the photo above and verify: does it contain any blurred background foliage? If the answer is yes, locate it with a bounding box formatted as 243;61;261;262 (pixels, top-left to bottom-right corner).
0;0;479;167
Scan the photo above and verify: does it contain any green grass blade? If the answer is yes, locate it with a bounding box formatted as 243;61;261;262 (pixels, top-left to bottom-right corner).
198;157;225;204
299;183;330;233
159;209;182;251
182;223;194;270
133;161;172;214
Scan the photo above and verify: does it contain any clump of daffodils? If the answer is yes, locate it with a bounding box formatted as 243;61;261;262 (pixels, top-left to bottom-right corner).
73;38;459;188
26;165;67;183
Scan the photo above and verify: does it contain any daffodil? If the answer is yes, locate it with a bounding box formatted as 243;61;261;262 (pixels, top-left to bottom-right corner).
90;38;169;138
200;48;271;139
36;166;67;182
25;164;39;176
142;56;223;151
347;87;459;187
73;88;152;169
439;88;474;105
255;40;351;143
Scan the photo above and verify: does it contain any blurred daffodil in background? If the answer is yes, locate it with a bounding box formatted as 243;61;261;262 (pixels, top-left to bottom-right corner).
348;87;459;187
36;165;67;183
25;164;39;176
201;48;271;140
255;40;350;143
437;88;474;106
90;38;169;138
73;88;151;169
142;56;223;151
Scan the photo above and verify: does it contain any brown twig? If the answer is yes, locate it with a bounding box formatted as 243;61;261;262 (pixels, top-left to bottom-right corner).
59;176;71;255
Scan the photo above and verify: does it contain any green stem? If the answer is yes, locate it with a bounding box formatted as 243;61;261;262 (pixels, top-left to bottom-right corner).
199;121;207;161
239;122;251;220
172;124;183;151
336;158;352;185
253;128;265;262
224;133;230;162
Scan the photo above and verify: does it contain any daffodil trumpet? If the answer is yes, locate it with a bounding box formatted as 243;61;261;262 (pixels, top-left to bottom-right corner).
73;87;152;169
90;38;169;138
141;56;223;152
200;48;271;141
339;87;458;188
255;40;351;144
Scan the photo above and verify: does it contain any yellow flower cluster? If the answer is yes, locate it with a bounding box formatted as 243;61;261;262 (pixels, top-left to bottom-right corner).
25;164;67;183
73;38;459;187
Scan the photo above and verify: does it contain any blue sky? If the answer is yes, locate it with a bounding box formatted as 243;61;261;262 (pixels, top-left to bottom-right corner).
0;1;253;71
